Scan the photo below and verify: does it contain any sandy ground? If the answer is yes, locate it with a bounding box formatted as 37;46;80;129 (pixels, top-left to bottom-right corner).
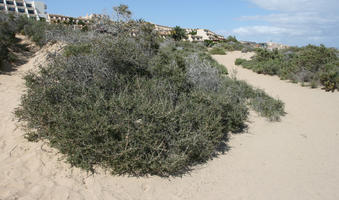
1;50;339;200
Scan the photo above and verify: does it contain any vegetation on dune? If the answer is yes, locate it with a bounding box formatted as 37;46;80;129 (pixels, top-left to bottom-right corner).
14;5;285;176
205;36;256;53
0;13;21;69
0;12;66;72
235;45;339;91
209;46;226;55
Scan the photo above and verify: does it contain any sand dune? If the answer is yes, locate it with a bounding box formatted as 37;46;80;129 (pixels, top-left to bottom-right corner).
1;50;338;200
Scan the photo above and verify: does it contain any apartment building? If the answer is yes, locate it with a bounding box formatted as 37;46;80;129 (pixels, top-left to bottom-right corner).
154;24;172;38
0;0;47;20
266;41;289;50
190;29;224;41
82;13;108;21
48;14;91;25
154;25;225;41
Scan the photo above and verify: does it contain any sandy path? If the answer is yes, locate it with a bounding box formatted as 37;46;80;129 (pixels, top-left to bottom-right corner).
1;50;339;200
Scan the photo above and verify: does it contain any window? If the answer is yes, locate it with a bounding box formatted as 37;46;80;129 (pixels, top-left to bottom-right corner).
16;2;23;6
0;0;4;3
18;8;25;13
8;7;15;11
28;9;34;14
6;1;14;5
26;3;32;7
0;6;4;10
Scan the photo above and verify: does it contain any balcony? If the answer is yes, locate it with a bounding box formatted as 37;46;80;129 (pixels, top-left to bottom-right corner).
26;3;32;7
8;7;15;11
6;1;14;5
18;8;25;13
16;2;24;6
28;9;34;14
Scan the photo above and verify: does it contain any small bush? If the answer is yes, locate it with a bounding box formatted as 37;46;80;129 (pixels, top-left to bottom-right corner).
209;47;226;55
249;91;285;121
204;40;215;47
221;79;285;121
63;43;92;57
235;58;246;66
225;36;238;43
319;62;339;91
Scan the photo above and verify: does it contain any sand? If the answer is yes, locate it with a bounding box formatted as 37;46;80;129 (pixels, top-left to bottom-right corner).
0;50;339;200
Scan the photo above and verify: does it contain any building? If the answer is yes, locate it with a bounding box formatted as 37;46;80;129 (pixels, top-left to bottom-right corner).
48;14;91;25
240;41;289;50
154;24;172;38
153;24;225;41
82;13;109;21
0;0;47;20
187;29;225;42
266;41;289;50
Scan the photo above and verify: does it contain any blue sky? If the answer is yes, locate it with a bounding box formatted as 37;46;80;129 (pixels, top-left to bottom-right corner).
44;0;339;48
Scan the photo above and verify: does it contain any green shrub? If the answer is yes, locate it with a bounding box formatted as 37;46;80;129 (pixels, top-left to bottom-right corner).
234;45;339;91
204;40;215;47
235;58;246;66
210;36;255;53
221;79;285;121
209;47;226;55
225;36;238;43
0;13;19;69
16;6;285;177
319;62;339;91
249;90;285;121
15;37;248;176
188;30;197;35
63;43;92;57
22;19;49;46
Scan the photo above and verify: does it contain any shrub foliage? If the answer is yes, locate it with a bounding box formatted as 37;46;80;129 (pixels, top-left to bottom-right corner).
15;5;285;176
0;12;55;71
0;13;20;69
235;46;339;91
209;46;226;55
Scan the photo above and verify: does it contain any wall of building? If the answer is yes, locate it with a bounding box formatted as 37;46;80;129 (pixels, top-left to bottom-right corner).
0;0;47;20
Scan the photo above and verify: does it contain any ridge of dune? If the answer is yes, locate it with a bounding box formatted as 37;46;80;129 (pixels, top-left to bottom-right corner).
0;49;338;200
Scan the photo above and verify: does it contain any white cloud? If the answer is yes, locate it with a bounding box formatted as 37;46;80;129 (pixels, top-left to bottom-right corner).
231;0;339;47
233;26;291;35
240;13;338;25
248;0;339;13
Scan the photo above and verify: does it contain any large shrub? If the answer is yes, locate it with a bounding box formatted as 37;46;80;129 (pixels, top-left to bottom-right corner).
16;6;285;176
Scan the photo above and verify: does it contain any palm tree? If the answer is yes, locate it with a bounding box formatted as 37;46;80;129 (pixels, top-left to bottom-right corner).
171;26;187;41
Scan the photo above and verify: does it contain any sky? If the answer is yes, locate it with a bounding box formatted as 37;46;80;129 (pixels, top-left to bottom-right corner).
43;0;339;48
